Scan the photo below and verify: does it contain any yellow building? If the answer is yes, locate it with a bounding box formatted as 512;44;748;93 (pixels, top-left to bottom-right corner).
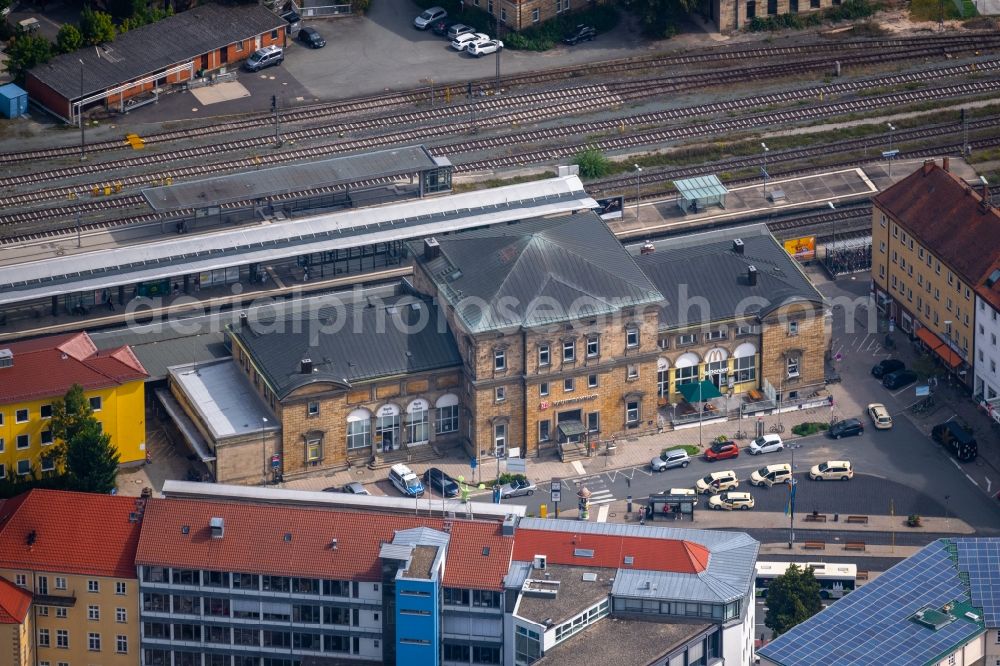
0;489;143;666
0;331;148;476
872;160;998;386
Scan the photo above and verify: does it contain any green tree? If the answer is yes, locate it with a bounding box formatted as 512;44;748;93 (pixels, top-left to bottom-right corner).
764;564;824;636
630;0;692;38
573;148;612;179
3;33;53;84
50;384;94;452
64;420;120;494
80;7;116;45
55;24;83;54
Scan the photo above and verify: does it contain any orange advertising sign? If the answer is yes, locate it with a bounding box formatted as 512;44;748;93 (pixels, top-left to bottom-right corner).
783;236;816;261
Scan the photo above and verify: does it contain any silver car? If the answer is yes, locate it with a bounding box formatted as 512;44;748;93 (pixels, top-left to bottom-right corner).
499;478;536;498
651;448;691;472
414;6;447;29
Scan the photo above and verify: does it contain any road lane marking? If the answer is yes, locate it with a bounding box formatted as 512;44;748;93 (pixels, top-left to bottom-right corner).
986;477;993;493
966;474;980;487
596;504;610;522
891;384;915;397
571;461;586;475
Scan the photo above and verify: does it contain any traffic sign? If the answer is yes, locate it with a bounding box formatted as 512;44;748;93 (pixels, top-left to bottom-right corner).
882;149;899;159
470;457;478;471
551;478;562;503
271;454;280;469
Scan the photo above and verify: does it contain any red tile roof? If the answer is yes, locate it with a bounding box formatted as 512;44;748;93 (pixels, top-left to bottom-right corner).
0;331;148;404
512;528;710;574
0;489;143;579
135;498;514;589
0;576;31;624
873;162;1000;284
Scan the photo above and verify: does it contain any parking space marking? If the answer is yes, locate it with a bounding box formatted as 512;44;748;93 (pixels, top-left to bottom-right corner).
891;384;916;398
966;474;980;487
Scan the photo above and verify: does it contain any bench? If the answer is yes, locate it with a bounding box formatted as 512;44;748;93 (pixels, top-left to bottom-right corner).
803;541;826;550
846;515;869;524
844;542;866;552
804;513;828;523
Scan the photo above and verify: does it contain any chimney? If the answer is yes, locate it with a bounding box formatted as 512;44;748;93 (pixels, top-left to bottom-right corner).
300;358;313;374
732;238;745;255
424;237;441;261
0;349;11;369
747;265;758;286
983;180;990;205
238;312;248;327
640;241;655;255
942;157;950;172
210;517;224;539
922;160;935;176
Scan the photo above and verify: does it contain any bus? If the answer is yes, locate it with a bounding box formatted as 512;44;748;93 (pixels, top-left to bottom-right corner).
755;561;858;599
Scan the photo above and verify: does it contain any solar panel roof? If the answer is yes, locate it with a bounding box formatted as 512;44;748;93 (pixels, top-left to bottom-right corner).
758;539;996;666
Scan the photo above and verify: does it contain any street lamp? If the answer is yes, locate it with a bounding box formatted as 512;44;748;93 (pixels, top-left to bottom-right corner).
261;417;269;486
827;201;836;273
79;59;86;162
886;123;896;178
761;142;769;199
634;164;642;224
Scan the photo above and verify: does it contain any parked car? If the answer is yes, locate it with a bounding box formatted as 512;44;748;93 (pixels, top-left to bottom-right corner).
651;448;691;472
871;358;905;379
423;467;460;497
695;470;739;494
432;18;457;36
750;463;792;487
447;23;475;40
450;32;489;51
298;26;326;48
705;441;740;462
809;460;854;481
867;403;893;429
388;463;424;497
499;478;536;498
882;369;918;390
748;434;784;455
932;421;978;461
343;481;370;495
708;491;755;511
828;418;864;439
414;6;447;29
243;45;283;72
468;39;503;57
563;24;596;45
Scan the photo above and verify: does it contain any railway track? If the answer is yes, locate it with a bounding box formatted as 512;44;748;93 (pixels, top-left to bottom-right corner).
1;33;999;165
2;57;998;209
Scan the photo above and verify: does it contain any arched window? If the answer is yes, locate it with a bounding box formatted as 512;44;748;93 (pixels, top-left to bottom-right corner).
674;352;700;393
734;343;758;384
435;394;459;434
346;409;372;451
657;358;671;398
407;399;430;445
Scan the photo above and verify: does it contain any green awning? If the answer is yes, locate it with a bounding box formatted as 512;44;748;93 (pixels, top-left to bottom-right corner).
558;420;587;437
678;380;723;403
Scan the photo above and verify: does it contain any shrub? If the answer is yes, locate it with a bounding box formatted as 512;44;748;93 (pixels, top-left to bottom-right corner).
56;24;83;53
791;422;830;436
497;472;527;485
573;148;611;178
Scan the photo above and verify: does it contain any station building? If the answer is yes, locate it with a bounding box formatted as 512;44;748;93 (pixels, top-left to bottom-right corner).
25;4;285;123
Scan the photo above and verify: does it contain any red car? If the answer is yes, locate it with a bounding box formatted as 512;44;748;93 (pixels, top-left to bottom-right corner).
705;441;740;462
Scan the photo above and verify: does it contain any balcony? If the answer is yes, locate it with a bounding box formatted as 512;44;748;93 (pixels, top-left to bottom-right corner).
34;591;77;607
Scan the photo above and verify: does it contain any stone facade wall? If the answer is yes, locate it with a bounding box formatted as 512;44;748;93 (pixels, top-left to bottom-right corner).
759;301;827;398
715;0;840;33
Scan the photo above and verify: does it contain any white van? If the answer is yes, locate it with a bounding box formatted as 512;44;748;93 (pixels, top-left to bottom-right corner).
388;463;424;497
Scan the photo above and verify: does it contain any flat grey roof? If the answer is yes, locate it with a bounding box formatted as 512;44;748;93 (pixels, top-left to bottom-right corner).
535;616;710;666
674;174;728;201
0;176;596;307
169;358;277;440
28;4;284;100
141;146;445;211
515;564;612;625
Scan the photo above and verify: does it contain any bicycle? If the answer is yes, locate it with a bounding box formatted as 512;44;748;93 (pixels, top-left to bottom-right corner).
769;423;785;434
733;430;747;440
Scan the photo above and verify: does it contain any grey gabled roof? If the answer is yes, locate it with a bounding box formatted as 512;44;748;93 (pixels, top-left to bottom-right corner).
413;212;664;333
231;292;461;400
29;4;284;99
633;223;824;329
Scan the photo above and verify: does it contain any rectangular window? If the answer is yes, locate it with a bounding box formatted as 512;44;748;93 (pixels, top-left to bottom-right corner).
436;405;459;434
787;356;800;378
494;423;506;457
587;411;599;433
626;327;639;348
88;605;100;620
14;574;25;587
892;250;898;263
677;333;695;346
40;404;52;419
564;378;574;393
588;374;598;388
892;224;898;238
918;247;924;259
16;434;29;449
626;401;640;424
880;214;887;228
538;345;550;366
586;337;599;357
116;635;128;654
116;581;126;595
307;401;319;416
15;408;28;423
494;349;506;371
88;580;99;593
39;628;50;647
89;396;102;411
88;632;101;651
116;607;127;623
495;386;506;403
532;7;540;20
41;430;52;445
539;382;549;397
57;629;68;648
306;439;322;462
539;420;551;442
707;328;727;341
879;241;886;253
16;459;30;476
56;577;67;590
734;355;756;383
788;321;798;336
56;608;67;618
627;364;639;379
563;340;575;362
38;606;48;616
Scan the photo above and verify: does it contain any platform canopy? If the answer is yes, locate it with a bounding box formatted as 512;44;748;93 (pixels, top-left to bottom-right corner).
674;175;728;213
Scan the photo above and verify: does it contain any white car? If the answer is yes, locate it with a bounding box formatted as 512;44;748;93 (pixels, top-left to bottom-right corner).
748;434;784;455
695;470;739;494
450;32;489;51
468;39;503;57
414;6;447;29
867;403;893;429
809;460;854;481
708;491;755;511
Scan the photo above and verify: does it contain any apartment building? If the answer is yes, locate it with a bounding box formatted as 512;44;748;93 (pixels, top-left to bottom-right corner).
0;489;144;666
872;160;1000;387
0;331;148;476
975;270;1000;420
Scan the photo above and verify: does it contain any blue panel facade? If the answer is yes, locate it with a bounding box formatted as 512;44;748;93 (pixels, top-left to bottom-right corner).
396;578;440;666
0;83;29;118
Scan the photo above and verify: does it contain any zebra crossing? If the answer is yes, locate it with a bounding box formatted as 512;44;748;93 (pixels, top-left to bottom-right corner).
570;474;616;506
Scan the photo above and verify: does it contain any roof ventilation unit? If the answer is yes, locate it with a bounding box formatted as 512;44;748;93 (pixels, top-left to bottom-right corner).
732;238;745;254
502;513;517;536
209;517;224;539
424;237;441;260
747;265;758;286
640;241;655;255
533;555;547;570
300;358;313;374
